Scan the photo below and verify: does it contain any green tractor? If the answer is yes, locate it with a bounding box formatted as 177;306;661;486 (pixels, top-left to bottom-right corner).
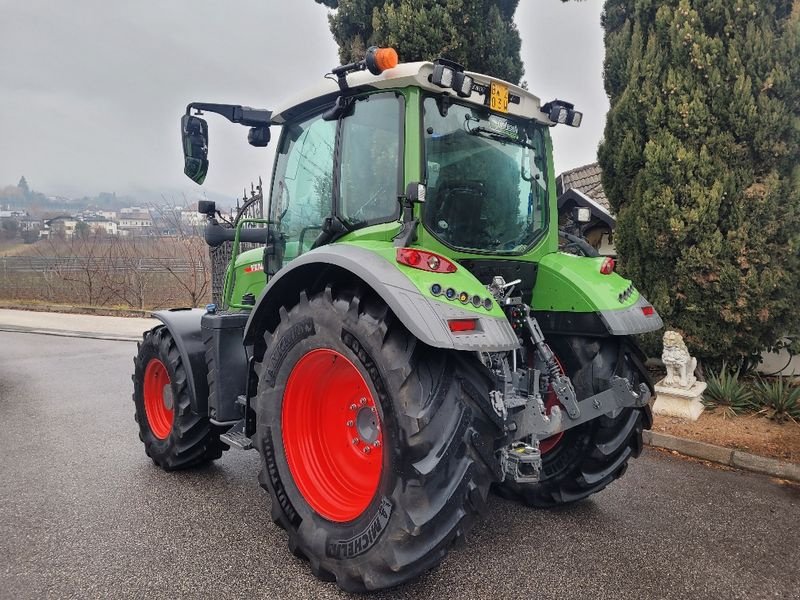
132;47;662;592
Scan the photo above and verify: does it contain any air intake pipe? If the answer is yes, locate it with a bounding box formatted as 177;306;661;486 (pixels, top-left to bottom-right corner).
203;219;273;248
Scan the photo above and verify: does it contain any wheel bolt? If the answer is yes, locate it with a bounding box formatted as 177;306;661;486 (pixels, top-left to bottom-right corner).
346;420;354;427
349;404;357;411
352;438;359;445
373;440;381;448
359;397;367;406
363;446;371;454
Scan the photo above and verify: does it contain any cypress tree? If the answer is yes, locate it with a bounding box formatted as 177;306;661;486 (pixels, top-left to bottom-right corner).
599;0;800;365
313;0;524;84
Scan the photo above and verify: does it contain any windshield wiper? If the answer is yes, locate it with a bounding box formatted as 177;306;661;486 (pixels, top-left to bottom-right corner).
467;126;535;150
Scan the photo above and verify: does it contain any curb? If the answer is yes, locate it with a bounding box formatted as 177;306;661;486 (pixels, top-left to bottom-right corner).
0;326;141;343
644;430;800;483
0;301;151;317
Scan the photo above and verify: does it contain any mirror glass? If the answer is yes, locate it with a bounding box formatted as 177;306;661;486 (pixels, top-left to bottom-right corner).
181;114;209;184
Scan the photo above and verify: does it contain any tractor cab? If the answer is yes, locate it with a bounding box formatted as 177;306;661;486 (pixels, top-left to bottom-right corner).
180;50;585;308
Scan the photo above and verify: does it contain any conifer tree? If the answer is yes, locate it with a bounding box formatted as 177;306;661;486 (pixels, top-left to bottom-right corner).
599;0;800;364
17;176;30;198
313;0;524;84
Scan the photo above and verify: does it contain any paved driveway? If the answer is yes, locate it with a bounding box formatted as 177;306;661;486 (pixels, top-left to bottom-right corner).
0;331;798;599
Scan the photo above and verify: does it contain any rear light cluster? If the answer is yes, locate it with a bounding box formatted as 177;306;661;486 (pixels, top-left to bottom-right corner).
430;283;493;311
396;248;457;273
599;257;616;275
396;248;494;311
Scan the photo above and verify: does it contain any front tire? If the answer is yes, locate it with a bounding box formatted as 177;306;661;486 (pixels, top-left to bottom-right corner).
132;326;225;470
254;286;501;592
495;335;651;507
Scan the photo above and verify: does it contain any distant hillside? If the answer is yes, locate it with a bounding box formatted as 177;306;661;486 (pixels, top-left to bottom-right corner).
1;178;240;216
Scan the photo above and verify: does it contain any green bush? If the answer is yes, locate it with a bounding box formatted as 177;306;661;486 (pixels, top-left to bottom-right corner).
599;0;800;366
702;363;754;418
750;377;800;424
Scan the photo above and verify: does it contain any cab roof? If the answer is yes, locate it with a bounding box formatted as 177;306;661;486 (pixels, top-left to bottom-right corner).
270;61;555;126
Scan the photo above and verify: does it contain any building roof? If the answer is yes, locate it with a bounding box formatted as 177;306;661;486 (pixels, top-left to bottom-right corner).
120;213;151;221
557;162;609;212
44;215;76;225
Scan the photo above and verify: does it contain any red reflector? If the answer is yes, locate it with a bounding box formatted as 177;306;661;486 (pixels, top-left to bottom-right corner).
396;248;457;273
448;319;477;333
600;257;616;275
641;305;654;317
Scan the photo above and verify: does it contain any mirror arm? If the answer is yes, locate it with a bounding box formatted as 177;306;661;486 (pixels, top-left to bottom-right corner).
186;103;273;127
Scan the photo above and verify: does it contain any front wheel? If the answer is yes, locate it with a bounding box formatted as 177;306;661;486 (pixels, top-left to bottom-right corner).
132;326;225;470
495;335;651;507
254;286;501;592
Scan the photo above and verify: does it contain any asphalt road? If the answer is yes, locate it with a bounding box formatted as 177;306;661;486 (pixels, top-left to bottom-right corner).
1;331;798;600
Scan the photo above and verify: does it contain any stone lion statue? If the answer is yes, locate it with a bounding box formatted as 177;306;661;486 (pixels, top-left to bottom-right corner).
662;330;697;389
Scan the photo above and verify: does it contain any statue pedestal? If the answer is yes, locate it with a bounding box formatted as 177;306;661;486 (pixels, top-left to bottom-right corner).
653;380;707;421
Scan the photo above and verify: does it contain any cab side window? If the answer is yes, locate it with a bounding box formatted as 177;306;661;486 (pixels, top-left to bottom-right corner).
338;93;403;225
270;112;336;262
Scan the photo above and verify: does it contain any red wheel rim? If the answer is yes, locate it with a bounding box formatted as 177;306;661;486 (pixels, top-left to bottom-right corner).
538;388;565;454
539;354;566;455
143;358;174;440
282;348;383;523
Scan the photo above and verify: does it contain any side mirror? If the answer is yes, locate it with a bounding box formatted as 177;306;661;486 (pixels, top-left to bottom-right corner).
181;114;209;184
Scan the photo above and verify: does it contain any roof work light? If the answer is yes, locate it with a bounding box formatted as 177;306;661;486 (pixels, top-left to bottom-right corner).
431;59;474;97
542;100;583;127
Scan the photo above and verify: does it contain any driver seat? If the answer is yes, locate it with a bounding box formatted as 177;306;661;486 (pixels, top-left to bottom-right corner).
430;181;486;247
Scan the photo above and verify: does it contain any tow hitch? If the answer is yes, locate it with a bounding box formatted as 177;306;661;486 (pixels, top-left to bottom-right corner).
488;276;653;483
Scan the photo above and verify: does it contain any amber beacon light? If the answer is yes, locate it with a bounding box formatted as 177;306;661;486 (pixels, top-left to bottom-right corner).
366;46;399;75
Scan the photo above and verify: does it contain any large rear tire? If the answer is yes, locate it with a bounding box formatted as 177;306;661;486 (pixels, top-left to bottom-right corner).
254;286;501;592
132;326;225;470
495;335;651;507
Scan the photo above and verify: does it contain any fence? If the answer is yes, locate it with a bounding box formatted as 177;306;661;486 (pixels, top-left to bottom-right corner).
210;181;265;305
0;256;203;273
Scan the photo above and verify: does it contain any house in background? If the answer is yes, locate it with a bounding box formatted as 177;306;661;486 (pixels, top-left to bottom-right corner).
18;216;42;232
45;215;78;238
556;163;616;256
84;216;118;235
118;210;153;235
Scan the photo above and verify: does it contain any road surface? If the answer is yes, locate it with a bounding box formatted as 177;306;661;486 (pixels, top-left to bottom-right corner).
0;331;798;599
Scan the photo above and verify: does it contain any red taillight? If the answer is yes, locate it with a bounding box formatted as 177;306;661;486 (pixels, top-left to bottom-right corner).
396;248;457;273
448;319;478;333
642;305;654;317
600;257;616;275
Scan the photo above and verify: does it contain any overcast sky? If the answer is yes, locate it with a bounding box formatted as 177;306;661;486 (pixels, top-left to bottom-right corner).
0;0;607;202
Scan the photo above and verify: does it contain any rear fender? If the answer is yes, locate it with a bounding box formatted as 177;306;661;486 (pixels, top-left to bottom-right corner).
151;308;208;415
243;244;519;352
532;252;664;336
